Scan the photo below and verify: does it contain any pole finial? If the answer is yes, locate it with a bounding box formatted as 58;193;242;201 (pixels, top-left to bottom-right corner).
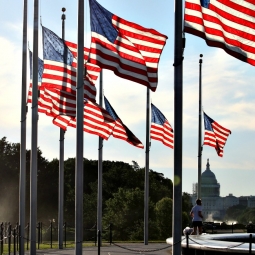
62;7;66;21
199;54;203;63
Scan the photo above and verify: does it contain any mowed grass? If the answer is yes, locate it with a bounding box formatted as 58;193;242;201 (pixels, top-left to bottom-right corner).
1;241;98;254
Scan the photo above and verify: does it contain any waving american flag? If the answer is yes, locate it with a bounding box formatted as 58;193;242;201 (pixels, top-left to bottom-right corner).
88;0;168;91
184;0;255;66
42;26;99;101
150;103;174;149
203;112;231;157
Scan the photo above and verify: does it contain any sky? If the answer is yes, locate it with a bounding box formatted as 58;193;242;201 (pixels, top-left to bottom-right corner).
0;0;254;198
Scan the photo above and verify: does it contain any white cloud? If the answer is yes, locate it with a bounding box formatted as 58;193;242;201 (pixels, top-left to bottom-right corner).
0;37;22;128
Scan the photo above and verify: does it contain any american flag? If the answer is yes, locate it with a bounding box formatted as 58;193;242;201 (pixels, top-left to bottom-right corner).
52;106;116;141
39;88;116;140
27;50;43;104
104;96;144;148
88;0;168;92
150;103;174;149
64;40;101;86
203;112;231;157
28;49;115;140
27;51;50;114
184;0;255;66
42;26;99;102
38;87;77;117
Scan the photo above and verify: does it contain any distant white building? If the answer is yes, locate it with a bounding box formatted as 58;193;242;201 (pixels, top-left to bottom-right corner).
191;159;255;221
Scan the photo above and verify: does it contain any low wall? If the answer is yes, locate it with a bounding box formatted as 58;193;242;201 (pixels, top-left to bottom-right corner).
166;233;255;255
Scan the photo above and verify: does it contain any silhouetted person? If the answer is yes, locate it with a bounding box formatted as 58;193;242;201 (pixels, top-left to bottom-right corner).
190;198;203;235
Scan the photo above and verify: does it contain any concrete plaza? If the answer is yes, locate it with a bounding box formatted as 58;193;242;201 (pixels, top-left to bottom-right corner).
23;243;172;255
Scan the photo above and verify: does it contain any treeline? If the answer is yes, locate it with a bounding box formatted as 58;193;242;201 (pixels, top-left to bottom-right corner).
0;136;192;240
225;204;255;224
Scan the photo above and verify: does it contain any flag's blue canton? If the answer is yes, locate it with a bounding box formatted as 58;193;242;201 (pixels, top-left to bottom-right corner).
89;0;118;44
29;50;44;82
204;112;214;132
151;103;166;126
42;26;73;65
104;96;119;121
200;0;210;8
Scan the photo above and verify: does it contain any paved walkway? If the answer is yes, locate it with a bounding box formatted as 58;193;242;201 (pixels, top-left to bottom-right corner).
23;243;172;255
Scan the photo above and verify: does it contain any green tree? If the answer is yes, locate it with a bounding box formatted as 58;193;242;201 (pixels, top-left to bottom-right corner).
182;211;190;229
103;187;147;240
155;197;173;239
149;170;173;203
1;137;192;241
102;160;143;201
182;192;193;227
83;182;98;229
225;204;247;222
237;208;255;224
37;156;57;221
0;137;21;221
131;160;140;171
0;137;50;223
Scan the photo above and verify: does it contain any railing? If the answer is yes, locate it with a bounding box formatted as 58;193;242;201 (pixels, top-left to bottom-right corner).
202;222;248;234
0;221;113;255
0;222;20;255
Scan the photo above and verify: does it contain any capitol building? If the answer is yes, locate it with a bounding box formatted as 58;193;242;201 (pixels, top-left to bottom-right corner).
190;159;255;221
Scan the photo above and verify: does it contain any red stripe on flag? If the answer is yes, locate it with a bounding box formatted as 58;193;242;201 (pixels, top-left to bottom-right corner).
184;0;255;66
89;6;167;92
150;121;174;149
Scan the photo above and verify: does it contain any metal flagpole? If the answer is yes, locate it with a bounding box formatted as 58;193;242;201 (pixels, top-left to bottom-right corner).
144;87;150;245
30;0;39;254
58;7;66;250
97;70;103;246
172;0;183;254
19;0;28;254
197;54;203;199
75;0;84;254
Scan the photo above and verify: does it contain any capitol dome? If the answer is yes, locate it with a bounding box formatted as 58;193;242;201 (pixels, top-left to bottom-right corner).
201;159;220;197
202;161;218;185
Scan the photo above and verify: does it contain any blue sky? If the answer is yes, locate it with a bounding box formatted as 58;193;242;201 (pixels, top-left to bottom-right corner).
0;0;254;197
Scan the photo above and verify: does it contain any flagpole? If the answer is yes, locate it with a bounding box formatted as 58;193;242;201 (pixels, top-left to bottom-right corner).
97;70;103;246
197;54;203;199
75;0;84;254
58;7;66;250
30;0;39;254
172;0;183;253
19;0;28;254
144;87;150;245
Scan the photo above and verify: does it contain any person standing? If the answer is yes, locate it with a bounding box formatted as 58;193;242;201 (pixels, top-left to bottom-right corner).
190;198;203;235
